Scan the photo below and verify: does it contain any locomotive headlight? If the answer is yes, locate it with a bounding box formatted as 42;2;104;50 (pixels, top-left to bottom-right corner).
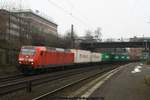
19;58;24;61
28;59;33;62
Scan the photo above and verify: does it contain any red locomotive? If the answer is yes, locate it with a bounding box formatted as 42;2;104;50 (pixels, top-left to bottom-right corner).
18;46;74;74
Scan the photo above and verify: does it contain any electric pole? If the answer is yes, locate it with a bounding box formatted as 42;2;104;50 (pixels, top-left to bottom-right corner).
71;24;74;48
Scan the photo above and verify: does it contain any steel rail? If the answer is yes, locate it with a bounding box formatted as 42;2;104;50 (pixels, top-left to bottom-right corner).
32;66;119;100
0;73;24;83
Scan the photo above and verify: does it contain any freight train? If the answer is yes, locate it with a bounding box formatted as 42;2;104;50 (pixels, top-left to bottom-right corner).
18;46;130;74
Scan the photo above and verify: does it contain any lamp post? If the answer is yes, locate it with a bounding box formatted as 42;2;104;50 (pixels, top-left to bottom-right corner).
146;40;148;63
148;41;150;64
71;24;74;48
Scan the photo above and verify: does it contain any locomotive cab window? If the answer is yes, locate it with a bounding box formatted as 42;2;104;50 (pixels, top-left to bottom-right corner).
40;51;44;56
21;49;35;55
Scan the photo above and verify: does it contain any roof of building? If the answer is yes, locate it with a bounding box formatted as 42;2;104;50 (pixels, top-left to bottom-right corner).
0;9;29;22
10;9;57;26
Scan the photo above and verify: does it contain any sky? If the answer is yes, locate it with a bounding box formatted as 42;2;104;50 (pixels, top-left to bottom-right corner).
1;0;150;39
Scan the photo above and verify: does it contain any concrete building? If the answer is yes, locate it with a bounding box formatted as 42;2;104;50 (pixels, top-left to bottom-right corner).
13;9;58;45
0;9;30;46
13;9;58;35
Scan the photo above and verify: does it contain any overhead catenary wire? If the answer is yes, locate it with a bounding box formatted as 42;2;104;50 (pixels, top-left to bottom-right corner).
64;0;94;29
64;0;74;9
1;0;7;9
0;0;16;10
47;0;93;31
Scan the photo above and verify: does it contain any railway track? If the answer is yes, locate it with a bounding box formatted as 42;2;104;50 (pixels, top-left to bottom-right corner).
32;64;122;100
0;63;126;100
0;74;24;83
0;65;106;95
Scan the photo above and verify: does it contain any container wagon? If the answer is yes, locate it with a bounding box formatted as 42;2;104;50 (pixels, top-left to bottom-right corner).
111;54;130;62
70;49;91;63
91;52;102;62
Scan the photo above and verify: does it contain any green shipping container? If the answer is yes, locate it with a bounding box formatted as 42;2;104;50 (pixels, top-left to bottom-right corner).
125;55;130;61
101;53;111;61
120;55;126;61
111;54;120;62
112;54;130;62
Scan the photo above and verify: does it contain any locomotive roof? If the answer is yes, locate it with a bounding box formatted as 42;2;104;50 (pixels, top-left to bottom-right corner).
21;46;71;52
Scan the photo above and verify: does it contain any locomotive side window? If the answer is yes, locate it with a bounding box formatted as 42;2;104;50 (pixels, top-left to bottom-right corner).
21;49;35;55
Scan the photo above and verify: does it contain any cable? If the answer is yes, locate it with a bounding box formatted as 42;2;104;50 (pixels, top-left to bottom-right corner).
64;0;94;29
47;0;70;16
47;0;93;30
64;0;74;9
1;0;6;9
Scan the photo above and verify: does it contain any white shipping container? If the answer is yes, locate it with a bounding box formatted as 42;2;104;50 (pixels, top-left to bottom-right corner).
55;48;65;52
70;49;91;63
91;53;102;62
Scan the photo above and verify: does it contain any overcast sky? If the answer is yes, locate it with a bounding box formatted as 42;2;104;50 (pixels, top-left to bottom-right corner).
1;0;150;39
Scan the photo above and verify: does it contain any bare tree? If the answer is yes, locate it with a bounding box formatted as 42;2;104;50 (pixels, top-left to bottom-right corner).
85;30;93;40
94;27;102;42
63;31;78;48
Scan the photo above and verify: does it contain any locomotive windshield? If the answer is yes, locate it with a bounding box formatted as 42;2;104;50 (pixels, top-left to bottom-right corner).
21;49;35;55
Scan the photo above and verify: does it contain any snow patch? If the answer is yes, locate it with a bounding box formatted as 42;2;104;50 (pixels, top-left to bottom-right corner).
140;63;143;66
131;66;142;74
